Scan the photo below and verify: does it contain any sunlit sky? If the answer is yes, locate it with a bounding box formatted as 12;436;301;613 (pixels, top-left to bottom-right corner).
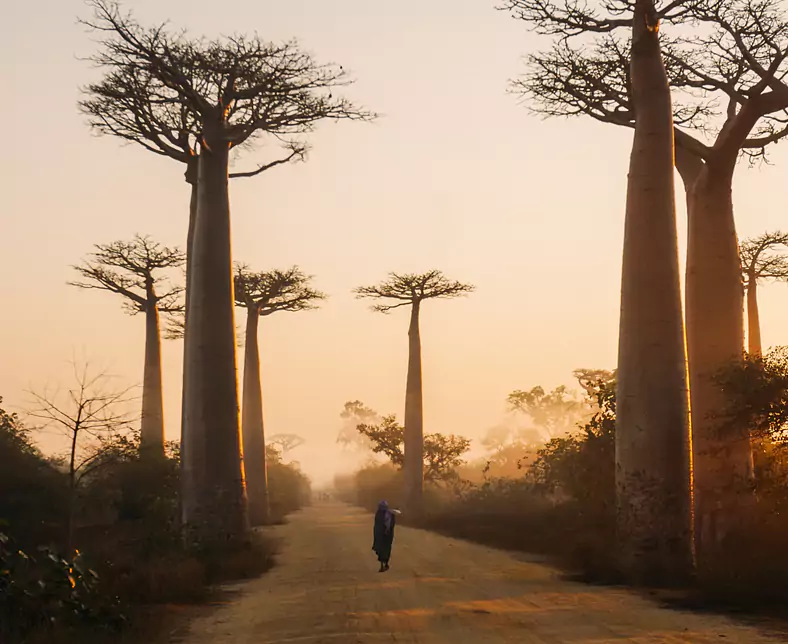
3;0;788;485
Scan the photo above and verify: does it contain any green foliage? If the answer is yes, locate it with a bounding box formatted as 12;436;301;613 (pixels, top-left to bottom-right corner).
0;399;69;546
355;415;471;482
715;348;788;442
0;531;125;640
528;377;616;506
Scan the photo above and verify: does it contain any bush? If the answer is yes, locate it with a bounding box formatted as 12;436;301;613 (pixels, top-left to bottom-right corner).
266;446;312;522
75;451;279;605
0;531;126;642
0;395;290;639
353;463;403;511
0;401;69;548
341;377;619;581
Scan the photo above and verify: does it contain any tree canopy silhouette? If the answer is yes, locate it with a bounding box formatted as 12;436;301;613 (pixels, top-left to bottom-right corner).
354;271;473;312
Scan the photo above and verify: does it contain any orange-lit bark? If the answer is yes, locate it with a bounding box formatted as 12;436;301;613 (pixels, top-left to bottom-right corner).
181;132;248;543
404;301;424;515
615;0;693;582
242;307;270;526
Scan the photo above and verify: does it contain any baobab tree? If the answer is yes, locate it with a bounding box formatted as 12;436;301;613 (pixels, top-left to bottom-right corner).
354;271;474;514
69;236;184;459
234;265;326;525
612;0;693;582
505;0;788;558
741;232;788;357
81;0;372;543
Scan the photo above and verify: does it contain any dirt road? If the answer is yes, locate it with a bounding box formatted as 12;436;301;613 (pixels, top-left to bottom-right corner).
174;502;786;643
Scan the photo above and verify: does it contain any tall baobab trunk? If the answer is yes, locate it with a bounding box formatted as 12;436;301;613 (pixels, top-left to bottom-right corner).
140;292;165;457
685;158;751;557
403;300;424;515
241;307;270;526
615;0;693;582
181;134;248;544
180;156;199;480
746;275;762;357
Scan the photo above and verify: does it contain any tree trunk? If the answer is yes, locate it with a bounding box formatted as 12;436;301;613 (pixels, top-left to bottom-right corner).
179;157;199;484
685;158;752;558
403;300;424;515
140;299;165;457
241;307;270;526
68;428;78;552
181;136;248;544
746;276;762;357
615;0;693;583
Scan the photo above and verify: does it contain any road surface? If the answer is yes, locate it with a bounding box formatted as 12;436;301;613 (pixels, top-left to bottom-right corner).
173;502;786;643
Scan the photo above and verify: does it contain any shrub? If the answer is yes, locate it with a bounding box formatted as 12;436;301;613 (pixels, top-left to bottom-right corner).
0;531;126;642
344;377;618;580
267;446;312;523
0;401;69;548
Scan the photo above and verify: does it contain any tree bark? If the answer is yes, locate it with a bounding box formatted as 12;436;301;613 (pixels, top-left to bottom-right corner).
615;0;693;583
241;307;270;526
179;156;199;484
67;427;78;552
746;276;762;357
403;300;424;515
181;134;248;544
140;298;165;457
685;157;752;557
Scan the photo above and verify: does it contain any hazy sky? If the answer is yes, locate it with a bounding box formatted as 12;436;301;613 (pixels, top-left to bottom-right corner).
3;0;788;485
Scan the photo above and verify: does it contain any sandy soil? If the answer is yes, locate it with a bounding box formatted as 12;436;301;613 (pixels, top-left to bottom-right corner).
171;502;787;643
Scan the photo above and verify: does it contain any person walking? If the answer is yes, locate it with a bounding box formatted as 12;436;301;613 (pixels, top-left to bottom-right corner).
372;500;398;572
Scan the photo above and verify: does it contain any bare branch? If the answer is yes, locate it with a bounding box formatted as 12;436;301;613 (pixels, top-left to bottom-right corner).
741;230;788;285
81;1;376;161
354;270;475;313
234;264;326;315
229;140;308;178
69;235;185;316
508;0;788;163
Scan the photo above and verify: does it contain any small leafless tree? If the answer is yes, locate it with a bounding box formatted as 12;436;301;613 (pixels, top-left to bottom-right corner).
741;232;788;356
354;271;474;514
28;363;135;549
80;0;373;542
69;235;184;457
235;265;326;525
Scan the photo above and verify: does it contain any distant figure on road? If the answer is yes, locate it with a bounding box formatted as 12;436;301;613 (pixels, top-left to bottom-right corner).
372;500;398;572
